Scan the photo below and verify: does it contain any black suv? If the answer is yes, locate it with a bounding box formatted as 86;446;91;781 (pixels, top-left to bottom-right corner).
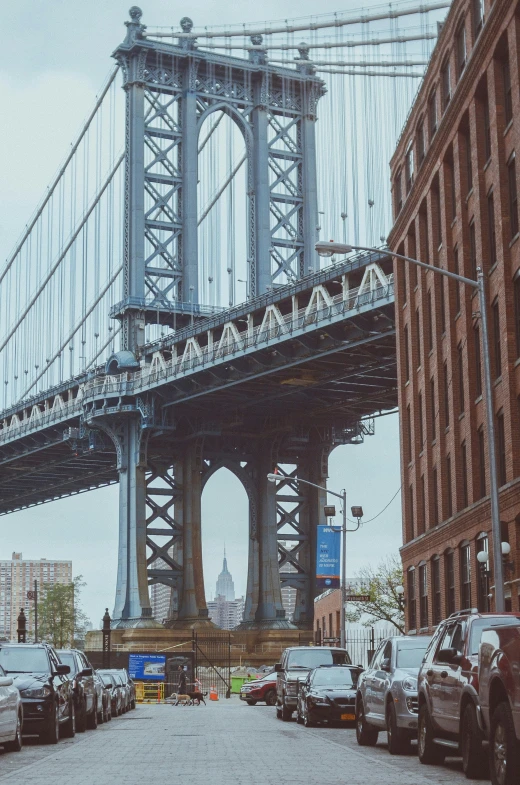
0;643;74;744
417;609;520;778
275;646;351;721
57;649;98;732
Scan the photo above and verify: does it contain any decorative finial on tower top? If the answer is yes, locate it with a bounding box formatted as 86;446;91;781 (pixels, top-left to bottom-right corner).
297;42;310;60
250;33;263;46
178;16;197;49
123;6;146;45
180;16;193;32
249;33;267;65
129;6;142;22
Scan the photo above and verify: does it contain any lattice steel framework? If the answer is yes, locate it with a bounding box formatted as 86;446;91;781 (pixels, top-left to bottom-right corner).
113;8;325;351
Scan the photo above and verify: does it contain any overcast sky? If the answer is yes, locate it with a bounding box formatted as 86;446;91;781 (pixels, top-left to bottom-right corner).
1;0;404;627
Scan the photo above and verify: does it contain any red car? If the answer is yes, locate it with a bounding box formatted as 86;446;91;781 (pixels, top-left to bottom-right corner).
240;672;277;706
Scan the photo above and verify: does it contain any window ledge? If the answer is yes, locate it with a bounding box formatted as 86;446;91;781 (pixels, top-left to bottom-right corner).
458;412;465;421
494;376;503;387
488;262;498;277
429;348;434;358
475;394;483;404
445;425;450;434
455;311;461;321
405;379;410;387
466;187;474;204
510;233;519;249
431;439;437;447
504;119;513;137
451;216;458;228
514;357;520;368
483;157;492;172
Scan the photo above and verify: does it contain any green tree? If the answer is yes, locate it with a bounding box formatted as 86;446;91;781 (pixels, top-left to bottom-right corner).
37;576;90;648
346;555;405;634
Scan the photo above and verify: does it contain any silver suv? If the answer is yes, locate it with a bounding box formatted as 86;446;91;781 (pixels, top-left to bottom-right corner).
275;646;351;721
356;635;431;754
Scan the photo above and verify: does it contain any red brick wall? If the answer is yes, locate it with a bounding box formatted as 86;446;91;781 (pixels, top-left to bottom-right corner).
388;0;520;631
314;589;342;641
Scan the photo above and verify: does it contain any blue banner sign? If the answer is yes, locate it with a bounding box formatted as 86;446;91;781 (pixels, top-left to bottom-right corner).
128;653;166;681
316;526;341;589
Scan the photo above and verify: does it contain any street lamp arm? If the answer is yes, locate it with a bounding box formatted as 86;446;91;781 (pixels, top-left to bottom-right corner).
267;472;344;500
315;241;478;288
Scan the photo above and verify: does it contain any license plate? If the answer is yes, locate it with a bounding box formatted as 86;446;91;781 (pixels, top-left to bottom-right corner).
341;713;355;721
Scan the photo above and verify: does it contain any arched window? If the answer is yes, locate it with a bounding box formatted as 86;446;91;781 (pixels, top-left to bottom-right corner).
460;540;472;609
431;555;441;625
416;116;425;167
419;561;428;629
445;549;455;615
476;532;489;612
407;567;417;631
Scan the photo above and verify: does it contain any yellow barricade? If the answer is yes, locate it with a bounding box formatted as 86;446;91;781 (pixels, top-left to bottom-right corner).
135;681;165;703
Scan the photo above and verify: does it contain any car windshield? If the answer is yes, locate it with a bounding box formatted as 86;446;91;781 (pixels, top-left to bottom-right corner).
396;642;430;668
0;646;49;673
312;667;358;687
469;617;520;655
287;649;350;669
58;652;78;674
99;673;113;687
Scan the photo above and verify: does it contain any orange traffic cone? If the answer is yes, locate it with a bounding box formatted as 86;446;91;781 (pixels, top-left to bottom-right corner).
209;685;218;701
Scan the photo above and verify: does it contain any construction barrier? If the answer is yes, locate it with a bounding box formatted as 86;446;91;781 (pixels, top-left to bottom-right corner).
135;681;165;703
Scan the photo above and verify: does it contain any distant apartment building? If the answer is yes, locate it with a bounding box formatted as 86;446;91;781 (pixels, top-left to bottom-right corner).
150;573;171;624
389;0;520;629
0;553;72;641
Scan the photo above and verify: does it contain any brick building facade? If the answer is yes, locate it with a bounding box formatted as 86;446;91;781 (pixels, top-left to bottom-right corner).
314;589;342;644
388;0;520;631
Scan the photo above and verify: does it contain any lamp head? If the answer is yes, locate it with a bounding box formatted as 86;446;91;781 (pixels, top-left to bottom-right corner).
477;551;489;564
267;473;278;483
315;240;353;258
501;541;511;556
395;585;405;596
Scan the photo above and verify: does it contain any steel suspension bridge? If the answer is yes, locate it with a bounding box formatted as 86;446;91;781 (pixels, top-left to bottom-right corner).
0;1;448;629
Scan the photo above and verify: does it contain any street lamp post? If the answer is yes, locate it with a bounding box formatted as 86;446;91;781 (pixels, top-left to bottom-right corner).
267;472;360;649
316;240;506;612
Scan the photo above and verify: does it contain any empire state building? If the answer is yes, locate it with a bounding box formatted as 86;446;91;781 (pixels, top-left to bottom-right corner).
215;549;235;601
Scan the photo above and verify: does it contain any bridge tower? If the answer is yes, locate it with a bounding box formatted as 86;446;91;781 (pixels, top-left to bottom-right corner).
103;7;328;629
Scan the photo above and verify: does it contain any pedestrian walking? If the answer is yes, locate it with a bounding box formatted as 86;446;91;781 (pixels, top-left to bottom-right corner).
177;665;187;695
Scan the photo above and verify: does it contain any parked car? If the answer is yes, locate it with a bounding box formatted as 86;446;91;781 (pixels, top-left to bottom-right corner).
111;671;130;712
0;663;23;752
356;635;431;754
0;643;74;744
97;670;123;716
57;649;97;732
114;669;136;710
297;664;362;727
93;671;111;723
240;671;277;706
479;622;520;785
275;646;351;721
417;609;520;778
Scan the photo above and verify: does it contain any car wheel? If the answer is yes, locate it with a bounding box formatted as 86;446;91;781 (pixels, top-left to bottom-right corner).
131;699;136;710
281;700;292;722
76;699;87;733
42;702;60;745
264;689;277;707
418;704;445;765
246;699;257;706
489;702;520;785
4;711;23;752
62;701;76;739
356;698;378;746
87;703;98;730
461;703;486;779
386;702;411;755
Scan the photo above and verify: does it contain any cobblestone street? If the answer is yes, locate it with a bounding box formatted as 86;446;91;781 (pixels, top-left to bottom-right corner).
0;699;483;785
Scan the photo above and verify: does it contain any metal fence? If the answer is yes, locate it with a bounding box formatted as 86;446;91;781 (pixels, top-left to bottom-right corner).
315;626;402;668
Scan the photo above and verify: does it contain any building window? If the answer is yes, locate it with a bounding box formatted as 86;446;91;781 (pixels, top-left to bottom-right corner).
427;290;433;351
514;274;520;358
456;22;466;78
408;568;417;630
476;533;490;612
508;154;518;239
409;484;415;538
453;246;461;313
419;563;428;629
417;120;425;166
458;343;464;414
418;392;424;448
440;279;446;333
433;467;439;526
474;0;484;39
446;454;453;518
444;361;450;427
416;308;421;368
469;220;477;279
404;324;410;381
395;169;403;216
493;299;501;379
461;441;469;508
429;89;437;139
474;324;482;397
441;58;451;112
421;474;426;533
497;411;506;487
478;426;486;498
480;89;492;166
406;141;414;193
407;404;412;461
487;190;497;268
432;556;441;625
460;542;472;609
450;156;457;220
430;378;436;441
503;56;513;125
445;550;455;615
465;127;473;192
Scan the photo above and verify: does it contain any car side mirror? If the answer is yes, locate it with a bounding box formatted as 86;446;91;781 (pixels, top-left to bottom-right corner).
274;663;282;673
437;647;463;666
0;676;13;688
80;667;93;677
55;664;71;676
381;658;391;672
